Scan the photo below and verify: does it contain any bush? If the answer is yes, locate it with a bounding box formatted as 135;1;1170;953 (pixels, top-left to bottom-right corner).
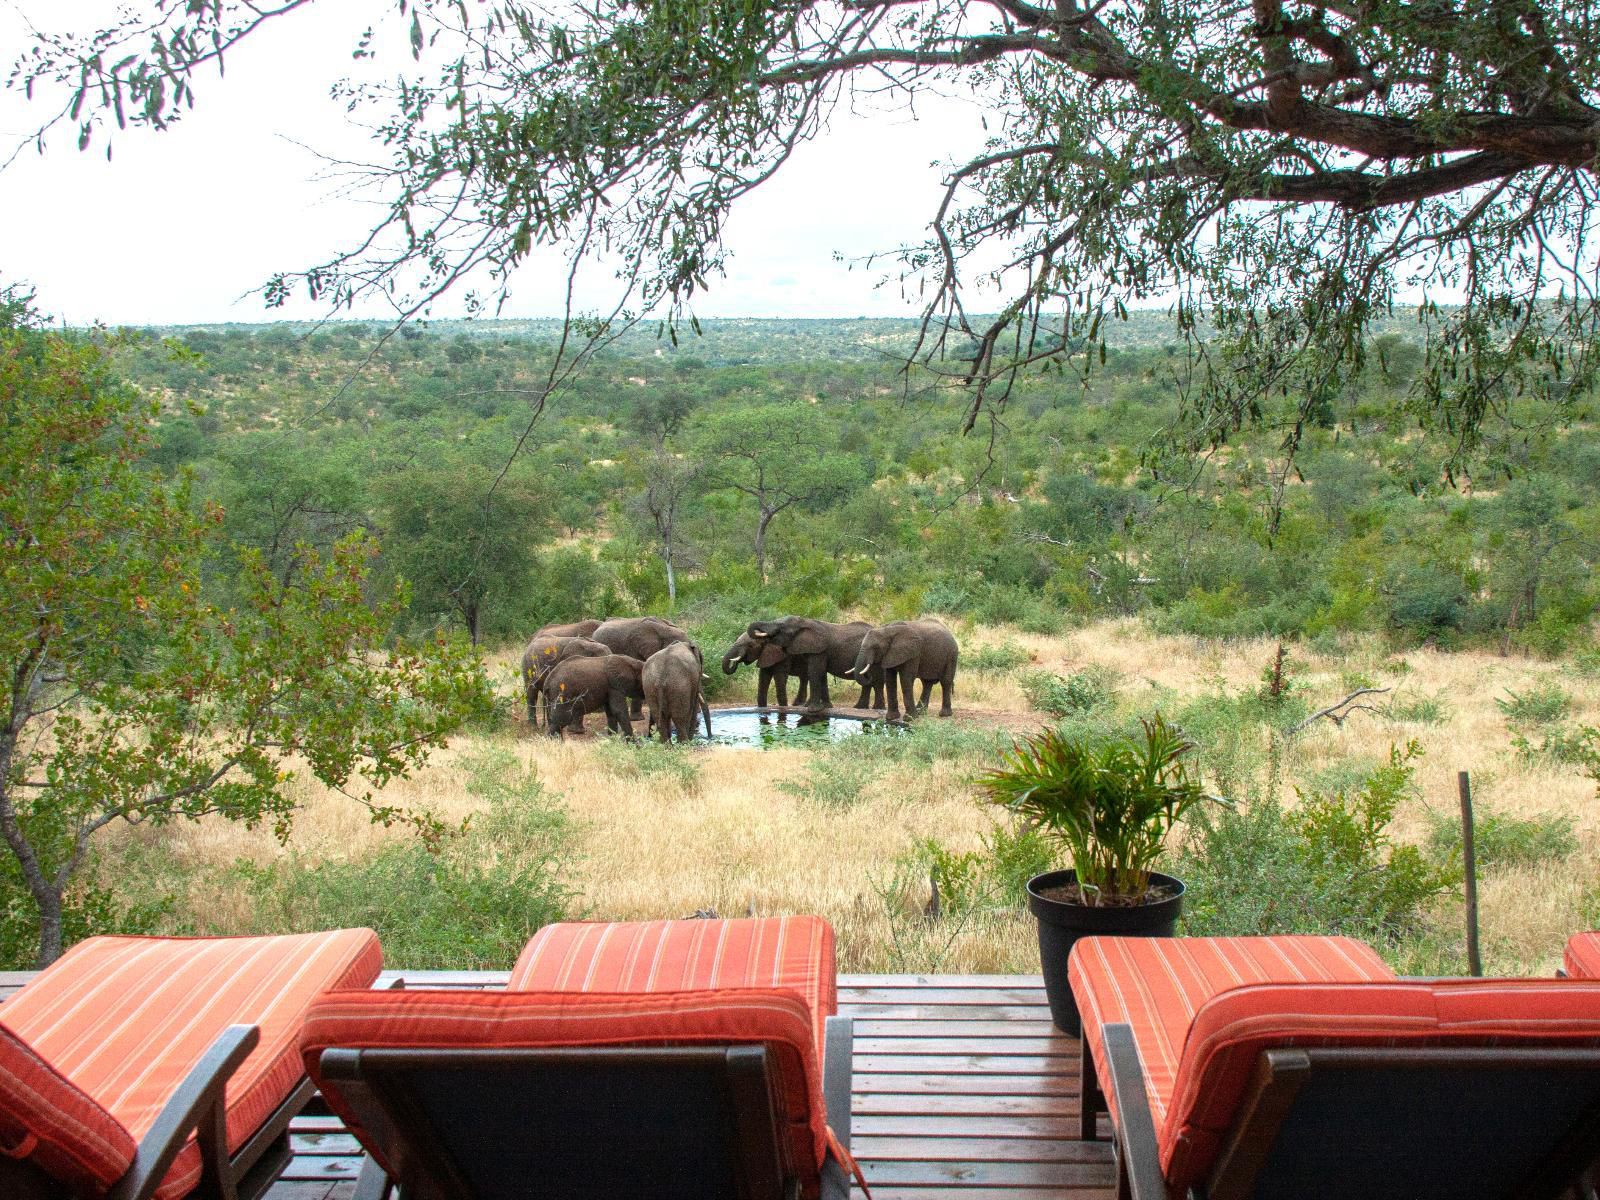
967;642;1032;673
1020;668;1115;716
223;750;575;968
899;822;1056;918
1386;564;1469;638
1172;742;1458;946
1385;690;1449;724
1511;724;1599;767
1425;807;1578;869
1495;682;1572;728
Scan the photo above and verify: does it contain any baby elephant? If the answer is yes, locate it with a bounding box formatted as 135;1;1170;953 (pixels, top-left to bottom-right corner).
543;654;647;738
643;642;714;743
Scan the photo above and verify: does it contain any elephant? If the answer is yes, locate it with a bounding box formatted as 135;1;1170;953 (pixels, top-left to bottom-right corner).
535;618;604;639
720;630;813;708
642;642;714;743
521;635;611;726
848;618;959;718
591;618;692;716
542;654;647;738
744;618;887;711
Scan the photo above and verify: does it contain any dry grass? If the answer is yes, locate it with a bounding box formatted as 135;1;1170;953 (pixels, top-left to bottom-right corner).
101;619;1599;974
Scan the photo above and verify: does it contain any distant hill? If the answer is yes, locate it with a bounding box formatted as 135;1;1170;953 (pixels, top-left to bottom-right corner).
135;308;1436;368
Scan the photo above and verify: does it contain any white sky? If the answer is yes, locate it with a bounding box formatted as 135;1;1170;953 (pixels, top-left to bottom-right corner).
0;2;990;326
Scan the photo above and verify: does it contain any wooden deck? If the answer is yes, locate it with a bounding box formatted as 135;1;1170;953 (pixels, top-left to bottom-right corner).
2;970;1115;1200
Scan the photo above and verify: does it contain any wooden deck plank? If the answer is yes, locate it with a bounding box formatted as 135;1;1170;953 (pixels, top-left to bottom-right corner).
857;1037;1074;1056
854;1092;1083;1117
854;1072;1077;1096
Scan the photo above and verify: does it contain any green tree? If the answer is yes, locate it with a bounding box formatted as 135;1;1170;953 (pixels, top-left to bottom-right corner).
694;404;865;583
374;457;552;644
0;320;494;966
15;1;1599;459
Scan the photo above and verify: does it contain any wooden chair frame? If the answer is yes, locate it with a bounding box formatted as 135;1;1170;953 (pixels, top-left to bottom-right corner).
0;1024;311;1200
324;1014;855;1200
1083;1023;1600;1200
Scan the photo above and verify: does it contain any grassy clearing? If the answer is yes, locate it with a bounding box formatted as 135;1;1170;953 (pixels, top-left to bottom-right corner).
90;618;1600;974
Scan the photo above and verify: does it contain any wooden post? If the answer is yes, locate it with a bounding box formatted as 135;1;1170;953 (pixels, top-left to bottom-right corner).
1458;771;1482;977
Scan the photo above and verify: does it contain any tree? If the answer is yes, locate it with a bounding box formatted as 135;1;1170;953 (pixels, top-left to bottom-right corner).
12;1;1599;468
694;404;866;582
0;318;494;966
627;443;701;607
374;456;552;644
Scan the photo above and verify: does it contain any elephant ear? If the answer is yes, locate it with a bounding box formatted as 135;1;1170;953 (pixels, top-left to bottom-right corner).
785;623;831;656
881;630;917;669
758;643;787;669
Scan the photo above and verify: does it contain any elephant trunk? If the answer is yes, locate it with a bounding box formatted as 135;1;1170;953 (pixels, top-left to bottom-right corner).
721;651;741;675
850;646;874;678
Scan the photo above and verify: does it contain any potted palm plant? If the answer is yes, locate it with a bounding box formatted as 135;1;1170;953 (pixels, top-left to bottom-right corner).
980;714;1211;1034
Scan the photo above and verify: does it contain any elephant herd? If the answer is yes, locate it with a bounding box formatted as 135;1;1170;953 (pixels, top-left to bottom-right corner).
521;615;960;743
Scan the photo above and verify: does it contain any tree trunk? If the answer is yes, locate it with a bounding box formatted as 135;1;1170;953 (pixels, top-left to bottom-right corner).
34;887;65;968
755;508;774;584
663;548;677;606
466;601;481;646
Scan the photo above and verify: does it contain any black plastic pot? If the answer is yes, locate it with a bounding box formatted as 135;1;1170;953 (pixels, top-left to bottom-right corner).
1027;868;1186;1036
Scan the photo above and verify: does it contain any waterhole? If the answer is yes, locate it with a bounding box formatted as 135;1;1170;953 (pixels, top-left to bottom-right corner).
708;707;908;748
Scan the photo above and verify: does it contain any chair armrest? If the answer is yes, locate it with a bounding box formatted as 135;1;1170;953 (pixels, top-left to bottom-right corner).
823;1015;853;1146
107;1024;259;1200
1103;1023;1168;1200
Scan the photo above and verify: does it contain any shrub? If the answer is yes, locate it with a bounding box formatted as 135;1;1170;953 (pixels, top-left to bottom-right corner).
1019;668;1115;716
1510;725;1598;766
776;754;876;808
1495;682;1573;728
967;641;1032;673
1425;807;1578;869
223;751;575;968
1172;741;1458;946
1385;690;1449;724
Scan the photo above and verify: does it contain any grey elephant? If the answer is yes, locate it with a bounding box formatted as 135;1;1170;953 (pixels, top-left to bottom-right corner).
535;618;604;639
848;619;958;718
521;634;611;726
643;642;714;743
542;654;647;737
592;617;691;715
745;618;886;711
720;630;813;708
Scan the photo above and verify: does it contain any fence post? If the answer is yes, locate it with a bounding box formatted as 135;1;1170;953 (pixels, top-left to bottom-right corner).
1458;770;1482;977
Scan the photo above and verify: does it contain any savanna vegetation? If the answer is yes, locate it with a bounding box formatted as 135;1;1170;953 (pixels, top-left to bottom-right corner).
4;308;1597;977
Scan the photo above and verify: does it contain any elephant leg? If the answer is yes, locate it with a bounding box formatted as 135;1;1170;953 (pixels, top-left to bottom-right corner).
855;682;870;708
884;671;902;719
898;668;918;719
789;668;803;708
806;656;830;710
873;672;887;709
939;672;954;717
918;679;933;714
757;668;771;708
611;694;634;739
701;695;713;738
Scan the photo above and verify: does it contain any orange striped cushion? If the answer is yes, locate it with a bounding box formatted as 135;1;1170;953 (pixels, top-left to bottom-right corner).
1565;932;1600;979
301;986;830;1194
2;930;382;1200
1068;935;1394;1130
0;1024;135;1196
1163;979;1600;1191
512;917;836;1059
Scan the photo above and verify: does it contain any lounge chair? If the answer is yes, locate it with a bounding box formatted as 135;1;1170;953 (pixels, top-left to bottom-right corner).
0;929;382;1200
301;915;857;1200
1070;933;1600;1199
1566;932;1600;979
